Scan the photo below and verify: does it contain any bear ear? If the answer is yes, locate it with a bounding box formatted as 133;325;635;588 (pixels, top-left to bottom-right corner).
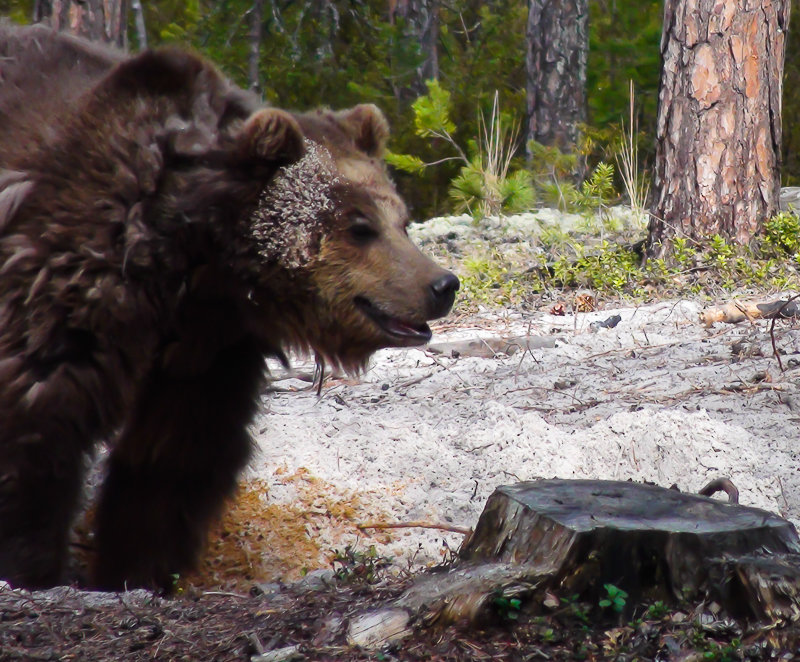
337;104;390;158
238;108;306;165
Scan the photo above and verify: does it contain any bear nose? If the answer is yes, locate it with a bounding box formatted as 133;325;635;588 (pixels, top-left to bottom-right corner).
429;272;460;318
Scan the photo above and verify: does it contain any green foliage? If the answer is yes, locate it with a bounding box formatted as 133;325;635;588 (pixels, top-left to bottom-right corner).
156;0;200;43
449;159;536;218
550;240;639;293
2;0;667;219
529;141;580;181
783;20;800;185
412;79;457;138
492;592;523;621
384;152;426;175
672;237;697;269
570;162;616;214
331;544;390;585
0;0;32;24
500;170;538;214
13;0;800;223
393;84;534;219
690;628;743;662
527;141;618;216
527;140;580;210
459;252;522;306
763;211;800;256
644;600;669;620
560;593;590;625
587;0;662;155
708;234;736;271
170;573;184;594
598;583;628;613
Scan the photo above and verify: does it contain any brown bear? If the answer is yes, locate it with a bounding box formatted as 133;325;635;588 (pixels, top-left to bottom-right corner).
0;23;459;591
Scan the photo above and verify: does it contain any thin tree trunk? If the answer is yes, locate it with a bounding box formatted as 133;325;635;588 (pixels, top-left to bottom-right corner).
525;0;588;157
391;0;440;95
34;0;128;49
131;0;147;51
248;0;264;93
646;0;791;259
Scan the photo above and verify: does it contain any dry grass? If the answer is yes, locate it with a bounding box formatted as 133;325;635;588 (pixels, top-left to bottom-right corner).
183;470;384;592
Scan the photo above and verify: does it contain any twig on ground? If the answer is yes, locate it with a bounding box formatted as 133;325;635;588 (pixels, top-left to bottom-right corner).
769;293;800;372
358;521;472;536
698;477;739;504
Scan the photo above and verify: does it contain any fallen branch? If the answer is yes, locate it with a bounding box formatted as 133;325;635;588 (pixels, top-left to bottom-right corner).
770;294;800;372
358;521;472;536
700;298;800;327
698;477;739;504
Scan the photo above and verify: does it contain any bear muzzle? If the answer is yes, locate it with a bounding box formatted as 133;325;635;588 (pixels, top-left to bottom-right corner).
352;270;459;346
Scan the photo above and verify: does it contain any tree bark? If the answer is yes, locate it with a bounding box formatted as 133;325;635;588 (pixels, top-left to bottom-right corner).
646;0;791;259
525;0;588;156
390;0;440;95
130;0;146;51
248;0;264;93
34;0;128;49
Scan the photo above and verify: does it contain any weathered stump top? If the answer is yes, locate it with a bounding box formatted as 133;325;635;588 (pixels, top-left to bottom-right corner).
496;479;794;535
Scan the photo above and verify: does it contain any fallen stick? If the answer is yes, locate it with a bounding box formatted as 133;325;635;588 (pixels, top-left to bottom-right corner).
698;477;739;504
358;521;472;536
700;299;800;326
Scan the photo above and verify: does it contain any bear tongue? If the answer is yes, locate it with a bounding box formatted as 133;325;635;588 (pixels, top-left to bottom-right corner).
353;296;432;345
382;317;433;343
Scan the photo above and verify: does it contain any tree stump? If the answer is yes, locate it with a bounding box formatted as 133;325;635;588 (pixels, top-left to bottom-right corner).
460;480;800;617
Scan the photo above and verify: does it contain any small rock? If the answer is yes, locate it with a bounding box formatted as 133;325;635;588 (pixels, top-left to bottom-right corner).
294;568;335;591
250;582;282;597
313;613;345;646
346;608;411;649
251;644;301;662
589;314;622;332
542;592;559;609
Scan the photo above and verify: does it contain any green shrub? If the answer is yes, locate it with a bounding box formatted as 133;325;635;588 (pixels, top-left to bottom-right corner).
764;211;800;255
387;81;534;219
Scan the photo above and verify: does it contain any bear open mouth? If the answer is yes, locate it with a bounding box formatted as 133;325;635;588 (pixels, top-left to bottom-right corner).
354;296;432;345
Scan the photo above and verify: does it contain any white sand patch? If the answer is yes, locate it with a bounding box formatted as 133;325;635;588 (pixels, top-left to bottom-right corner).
247;298;800;575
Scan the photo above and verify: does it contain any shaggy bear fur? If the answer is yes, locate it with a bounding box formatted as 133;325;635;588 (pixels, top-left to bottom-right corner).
0;24;458;591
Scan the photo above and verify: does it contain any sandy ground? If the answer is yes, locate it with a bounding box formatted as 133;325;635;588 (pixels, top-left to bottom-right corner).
9;296;800;662
242;297;800;581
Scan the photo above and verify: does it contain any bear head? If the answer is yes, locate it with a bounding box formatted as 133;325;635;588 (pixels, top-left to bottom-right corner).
230;104;459;371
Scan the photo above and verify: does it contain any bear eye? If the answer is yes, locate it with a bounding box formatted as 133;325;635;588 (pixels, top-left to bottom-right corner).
348;218;379;244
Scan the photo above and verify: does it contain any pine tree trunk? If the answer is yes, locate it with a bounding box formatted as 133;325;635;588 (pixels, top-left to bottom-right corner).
391;0;440;96
130;0;146;51
646;0;791;259
34;0;128;48
525;0;588;156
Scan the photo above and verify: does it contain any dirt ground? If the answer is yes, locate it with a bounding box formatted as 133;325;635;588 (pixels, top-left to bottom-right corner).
5;295;800;660
237;297;800;586
4;573;798;661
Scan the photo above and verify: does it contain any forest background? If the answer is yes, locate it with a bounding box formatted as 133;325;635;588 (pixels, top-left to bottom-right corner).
5;0;796;223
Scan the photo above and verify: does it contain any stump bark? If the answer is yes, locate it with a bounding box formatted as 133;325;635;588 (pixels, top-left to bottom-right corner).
460;479;800;618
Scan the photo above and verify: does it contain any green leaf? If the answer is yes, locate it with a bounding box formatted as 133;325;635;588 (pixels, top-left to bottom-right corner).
412;79;456;137
499;170;536;213
385;151;427;175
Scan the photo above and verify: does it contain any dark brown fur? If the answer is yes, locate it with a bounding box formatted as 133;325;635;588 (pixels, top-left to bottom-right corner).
0;24;457;591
